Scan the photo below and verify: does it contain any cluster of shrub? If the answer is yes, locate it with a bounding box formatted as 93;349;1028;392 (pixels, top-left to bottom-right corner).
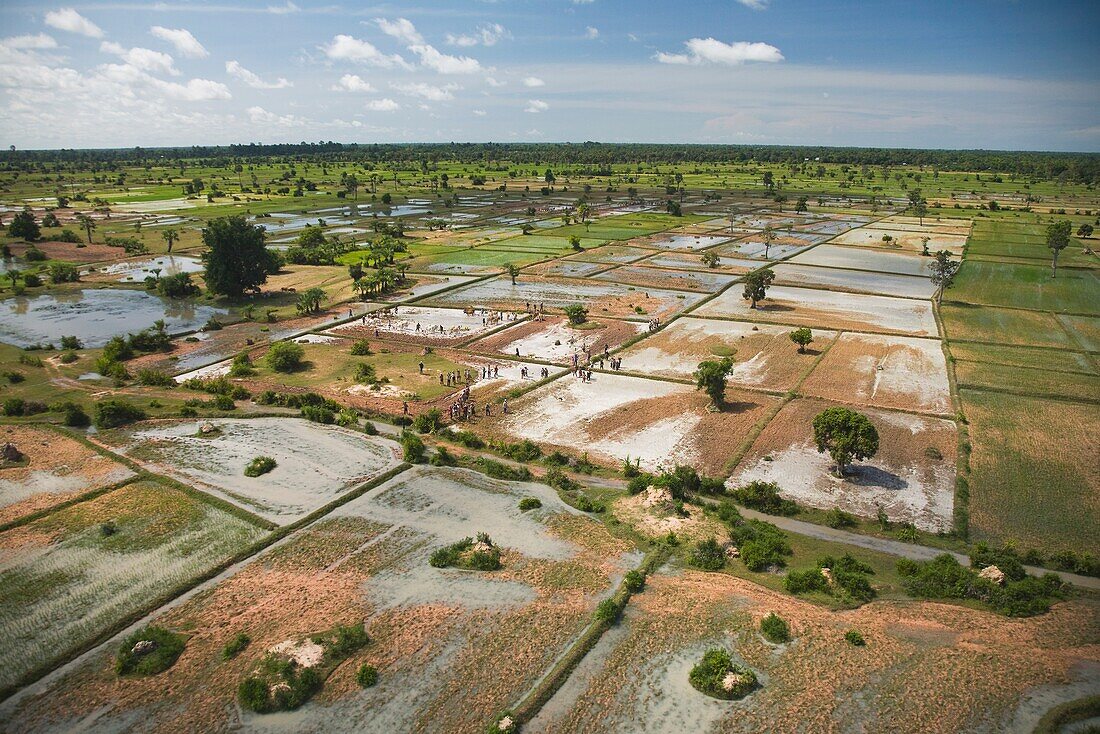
429;532;502;571
784;554;877;604
897;544;1064;617
2;397;90;427
688;648;758;700
95;321;173;382
254;389;345;425
691;501;793;573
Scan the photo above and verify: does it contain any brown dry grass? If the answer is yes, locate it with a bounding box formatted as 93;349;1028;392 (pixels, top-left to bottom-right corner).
0;425;134;526
10;240;127;263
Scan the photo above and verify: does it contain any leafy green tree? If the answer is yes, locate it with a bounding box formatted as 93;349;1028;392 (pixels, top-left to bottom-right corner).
666;199;682;216
761;225;776;259
76;212;96;244
795;196;808;213
507;263;519;285
563;303;588;325
693;357;733;408
789;327;813;353
812;407;879;477
9;208;40;241
265;341;305;373
1045;220;1072;278
742;267;775;309
202;216;278;298
909;188;928;225
295;287;326;315
928;250;959;304
1077;223;1093;238
569;235;583;251
161;228;179;253
701;251;720;268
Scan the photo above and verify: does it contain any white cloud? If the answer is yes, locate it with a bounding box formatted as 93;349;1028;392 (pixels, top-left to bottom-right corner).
331;73;374;92
485;76;505;87
266;1;299;14
375;17;423;45
655;38;783;66
472;109;486;116
44;8;104;38
150;26;207;59
522;76;545;88
226;60;291;89
365;98;399;112
525;99;549;113
572;0;595;4
585;26;599;40
162;77;231;101
737;0;769;9
391;81;459;101
321;35;409;68
101;41;179;76
247;105;305;125
1;34;57;50
409;44;481;74
445;23;509;48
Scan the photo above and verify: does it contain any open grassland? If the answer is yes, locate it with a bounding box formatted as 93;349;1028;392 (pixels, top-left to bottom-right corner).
948;261;1099;315
0;480;267;696
948;342;1096;375
954;360;1099;402
961;390;1099;555
940;303;1076;348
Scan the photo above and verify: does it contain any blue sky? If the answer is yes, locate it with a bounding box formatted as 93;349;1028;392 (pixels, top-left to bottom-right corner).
0;0;1097;151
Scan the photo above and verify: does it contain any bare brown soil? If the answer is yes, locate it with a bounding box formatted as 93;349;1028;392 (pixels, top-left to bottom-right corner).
10;240;127;263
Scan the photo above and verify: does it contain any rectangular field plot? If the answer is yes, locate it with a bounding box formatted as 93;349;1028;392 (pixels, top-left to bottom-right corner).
788;244;933;276
1;467;639;733
954;360;1100;402
425;275;703;320
963;390;1099;553
949;342;1096;375
0;425;134;526
801;333;951;414
727;398;956;531
0;480;267;695
523;259;613;278
717;237;814;261
595;266;739;293
1057;314;1100;351
637;234;730;251
617;317;835;391
949;261;1100;314
100;418;401;524
468;316;645;364
491;234;603;252
832;227;967;255
402;248;548;275
875;215;972;234
565;245;656;263
695;285;938;336
327;305;511;345
770;263;936;299
496;372;777;475
941;304;1077;348
636;251;761;273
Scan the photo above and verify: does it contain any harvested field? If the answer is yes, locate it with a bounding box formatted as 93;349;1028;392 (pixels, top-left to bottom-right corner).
524;260;613;278
469;316;645;364
0;425;134;526
7;240;127;263
326;305;515;345
962;390;1099;554
801;333;951;414
637;251;761;274
832;227;966;255
99;418;401;524
875;215;972;234
1;467;638;734
596;266;739;293
769;263;936;299
954;360;1100;402
788;244;933;276
527;570;1100;734
425;275;703;321
728;398;956;531
1057;314;1100;351
495;372;777;474
638;234;730;251
695;285;938;337
617;317;834;391
0;480;266;695
566;245;655;264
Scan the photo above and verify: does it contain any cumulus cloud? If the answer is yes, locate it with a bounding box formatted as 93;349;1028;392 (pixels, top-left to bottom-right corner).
585;26;599;40
321;35;409;68
365;98;399;112
225;60;291;89
445;23;509;47
485;76;505;87
409;44;481;74
44;8;104;38
522;76;545;87
150;26;207;59
655;37;783;65
525;99;549;113
737;0;769;9
375;17;423;45
2;34;58;50
472;109;486;116
162;77;231;101
391;82;459;101
101;41;179;76
247;105;305;125
331;73;374;92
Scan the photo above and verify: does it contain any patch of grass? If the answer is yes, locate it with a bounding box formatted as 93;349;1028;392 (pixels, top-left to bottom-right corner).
221;632;251;660
244;456;277;477
760;612;791;643
115;626;186;676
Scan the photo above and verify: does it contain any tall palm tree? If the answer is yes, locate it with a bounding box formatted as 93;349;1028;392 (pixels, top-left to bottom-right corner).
75;213;96;244
161;228;179;253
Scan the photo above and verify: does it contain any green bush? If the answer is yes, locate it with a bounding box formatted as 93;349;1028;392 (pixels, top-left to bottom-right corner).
844;629;866;646
4;370;24;383
136;368;174;387
760;612;791;643
784;567;828;594
624;570;645;593
825;508;858;528
221;632;251;660
244;456;277;477
448;429;484;449
430;445;457;466
228;352;255;377
730;519;792;571
350;339;372;355
430;533;502;571
501;439;541;462
318;624;370;659
477;457;531;481
594;598;620;623
627;473;654;494
115;626;186;676
731;480;798;515
413;408;443;433
363;421;378;435
52;400;90;427
301;405;335;424
3;397;25;416
518;497;542;511
59;350;78;364
897;553;1062;617
60;335;82;350
356;663;378;688
690;537;726;571
265;341;305;372
688;648;757;700
238;655;322;713
401;431;426;463
94;399;147;429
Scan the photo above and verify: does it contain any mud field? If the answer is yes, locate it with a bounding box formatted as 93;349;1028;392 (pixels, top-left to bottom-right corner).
325;305;515;346
769;263;936;299
469;316;645;364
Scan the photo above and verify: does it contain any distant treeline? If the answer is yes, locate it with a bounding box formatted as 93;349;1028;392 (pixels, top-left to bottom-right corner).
2;142;1097;183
